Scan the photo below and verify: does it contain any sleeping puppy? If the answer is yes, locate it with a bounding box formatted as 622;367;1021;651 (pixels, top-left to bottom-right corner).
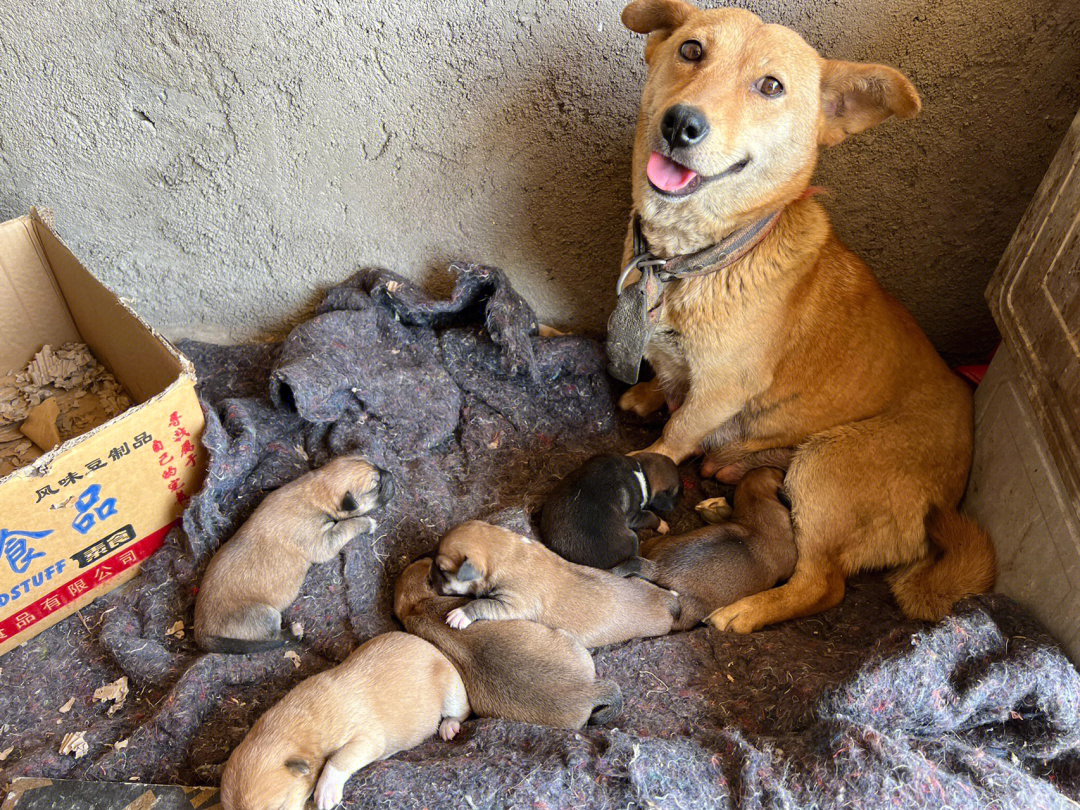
394;558;622;729
613;467;796;630
540;452;682;568
195;454;394;653
220;631;467;810
433;520;680;647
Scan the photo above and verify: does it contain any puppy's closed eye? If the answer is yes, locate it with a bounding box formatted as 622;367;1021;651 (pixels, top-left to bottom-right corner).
285;757;310;776
341;492;359;512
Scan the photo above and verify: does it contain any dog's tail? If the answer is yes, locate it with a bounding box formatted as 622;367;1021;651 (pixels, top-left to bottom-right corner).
588;679;624;726
888;506;997;621
609;556;658;580
198;623;302;655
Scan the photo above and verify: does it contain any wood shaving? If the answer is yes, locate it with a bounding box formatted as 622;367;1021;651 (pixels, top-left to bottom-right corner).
59;696;76;713
59;730;89;758
166;620;186;639
0;342;131;475
0;746;13;761
113;738;129;751
284;650;301;669
93;675;129;715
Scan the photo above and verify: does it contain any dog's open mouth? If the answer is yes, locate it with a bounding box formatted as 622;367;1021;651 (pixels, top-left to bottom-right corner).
646;152;750;197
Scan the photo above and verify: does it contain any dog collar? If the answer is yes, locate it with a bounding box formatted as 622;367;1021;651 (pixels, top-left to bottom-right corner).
615;210;782;295
606;209;782;385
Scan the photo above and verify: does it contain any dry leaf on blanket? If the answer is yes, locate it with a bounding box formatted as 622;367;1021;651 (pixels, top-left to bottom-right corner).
93;676;129;715
59;731;89;758
284;651;301;669
59;697;75;713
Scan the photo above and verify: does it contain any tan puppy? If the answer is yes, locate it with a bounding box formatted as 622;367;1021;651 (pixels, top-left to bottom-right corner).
195;455;394;652
615;467;796;630
394;558;623;729
220;631;467;810
433;520;680;647
615;0;995;630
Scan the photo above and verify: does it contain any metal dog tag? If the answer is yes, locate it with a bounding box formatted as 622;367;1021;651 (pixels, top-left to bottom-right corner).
606;262;665;385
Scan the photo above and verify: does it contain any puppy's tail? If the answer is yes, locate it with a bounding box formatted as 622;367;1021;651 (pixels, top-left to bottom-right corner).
588;679;623;726
888;506;997;622
198;624;302;655
609;556;657;580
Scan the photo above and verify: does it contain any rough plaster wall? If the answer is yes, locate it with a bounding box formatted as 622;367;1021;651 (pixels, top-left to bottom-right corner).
0;0;1078;362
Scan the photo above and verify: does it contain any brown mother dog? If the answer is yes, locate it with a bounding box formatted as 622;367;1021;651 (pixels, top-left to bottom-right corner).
615;0;995;632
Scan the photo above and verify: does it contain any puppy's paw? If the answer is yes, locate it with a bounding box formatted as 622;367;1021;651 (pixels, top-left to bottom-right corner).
695;497;733;524
446;608;472;630
656;519;670;535
352;516;377;536
439;718;462;740
314;763;347;810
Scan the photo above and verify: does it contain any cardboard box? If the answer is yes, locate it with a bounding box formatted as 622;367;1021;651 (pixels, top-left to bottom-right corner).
0;209;206;656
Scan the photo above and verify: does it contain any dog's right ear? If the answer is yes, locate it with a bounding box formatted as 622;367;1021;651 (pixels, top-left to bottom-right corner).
285;758;311;777
622;0;695;34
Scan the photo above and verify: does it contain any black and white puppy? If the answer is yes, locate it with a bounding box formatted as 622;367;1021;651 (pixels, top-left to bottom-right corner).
540;453;682;569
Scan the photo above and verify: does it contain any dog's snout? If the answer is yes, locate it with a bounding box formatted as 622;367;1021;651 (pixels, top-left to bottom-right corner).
660;105;709;149
378;469;395;504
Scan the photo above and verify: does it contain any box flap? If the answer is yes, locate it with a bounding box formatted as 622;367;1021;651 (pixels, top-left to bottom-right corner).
0;217;81;373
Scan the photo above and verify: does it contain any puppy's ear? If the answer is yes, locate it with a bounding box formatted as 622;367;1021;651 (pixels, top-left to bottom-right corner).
456;558;482;582
285;758;311;777
341;492;359;512
818;60;920;146
622;0;694;34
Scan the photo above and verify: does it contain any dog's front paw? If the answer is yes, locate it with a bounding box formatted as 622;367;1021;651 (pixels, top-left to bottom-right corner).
314;764;347;810
446;608;472;630
439;718;462;740
351;516;377;537
618;381;666;416
656;519;670;535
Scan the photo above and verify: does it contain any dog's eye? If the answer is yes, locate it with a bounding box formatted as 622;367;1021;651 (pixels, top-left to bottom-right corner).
679;40;703;62
756;76;784;98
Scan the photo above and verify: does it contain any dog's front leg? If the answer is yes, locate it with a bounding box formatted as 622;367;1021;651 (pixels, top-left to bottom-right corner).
638;390;743;464
445;593;537;629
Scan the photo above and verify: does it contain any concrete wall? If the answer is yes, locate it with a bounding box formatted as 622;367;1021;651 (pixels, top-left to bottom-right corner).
1;0;1078;362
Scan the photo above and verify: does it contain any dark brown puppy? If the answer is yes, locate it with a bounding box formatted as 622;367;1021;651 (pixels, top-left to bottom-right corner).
434;520;679;647
540;452;683;568
394;558;622;730
614;467;796;630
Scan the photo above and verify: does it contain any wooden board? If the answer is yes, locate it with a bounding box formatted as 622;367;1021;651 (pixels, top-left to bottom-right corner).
987;107;1080;514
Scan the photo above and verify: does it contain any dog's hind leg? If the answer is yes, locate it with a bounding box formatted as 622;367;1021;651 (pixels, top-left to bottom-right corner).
707;556;845;633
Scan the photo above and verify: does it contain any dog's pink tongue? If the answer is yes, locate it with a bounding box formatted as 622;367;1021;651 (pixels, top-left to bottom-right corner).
647;151;698;192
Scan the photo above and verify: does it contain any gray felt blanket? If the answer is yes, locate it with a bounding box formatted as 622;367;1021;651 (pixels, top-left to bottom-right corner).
1;263;1079;809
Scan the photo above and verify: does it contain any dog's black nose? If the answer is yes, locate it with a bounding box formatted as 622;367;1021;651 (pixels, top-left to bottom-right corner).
660;104;709;149
378;469;395;504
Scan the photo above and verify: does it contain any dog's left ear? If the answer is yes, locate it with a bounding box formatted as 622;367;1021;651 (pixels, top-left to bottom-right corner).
818;60;920;147
457;558;482;582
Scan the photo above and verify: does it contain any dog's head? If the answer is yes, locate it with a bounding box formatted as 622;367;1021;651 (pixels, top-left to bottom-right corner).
393;557;441;621
220;725;317;810
622;0;919;248
635;452;683;512
315;454;395;521
434;521;526;596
